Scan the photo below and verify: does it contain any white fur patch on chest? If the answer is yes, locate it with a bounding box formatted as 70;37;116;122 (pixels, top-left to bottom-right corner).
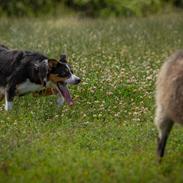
17;79;44;94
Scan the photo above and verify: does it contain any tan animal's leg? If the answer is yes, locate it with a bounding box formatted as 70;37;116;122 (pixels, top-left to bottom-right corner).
155;105;174;160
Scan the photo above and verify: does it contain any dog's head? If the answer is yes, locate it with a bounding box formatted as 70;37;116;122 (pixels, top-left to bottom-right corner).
48;54;81;105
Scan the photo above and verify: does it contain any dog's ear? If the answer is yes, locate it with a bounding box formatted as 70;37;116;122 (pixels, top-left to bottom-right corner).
33;60;49;87
34;63;39;71
38;60;49;87
60;54;67;63
48;59;58;70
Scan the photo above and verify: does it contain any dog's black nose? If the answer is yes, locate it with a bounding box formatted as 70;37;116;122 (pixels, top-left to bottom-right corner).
76;78;81;84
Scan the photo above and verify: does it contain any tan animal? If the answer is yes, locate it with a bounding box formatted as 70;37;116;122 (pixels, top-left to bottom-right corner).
155;50;183;160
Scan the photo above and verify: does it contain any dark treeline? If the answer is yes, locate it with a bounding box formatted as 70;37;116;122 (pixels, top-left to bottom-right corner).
0;0;182;17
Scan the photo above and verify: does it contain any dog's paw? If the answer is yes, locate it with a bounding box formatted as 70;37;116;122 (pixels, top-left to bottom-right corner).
56;97;64;106
5;101;13;111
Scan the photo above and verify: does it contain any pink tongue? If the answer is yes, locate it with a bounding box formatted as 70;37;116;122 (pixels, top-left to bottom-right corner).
59;86;74;106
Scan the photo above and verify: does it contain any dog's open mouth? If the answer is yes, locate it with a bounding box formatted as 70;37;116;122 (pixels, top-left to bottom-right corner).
56;83;74;106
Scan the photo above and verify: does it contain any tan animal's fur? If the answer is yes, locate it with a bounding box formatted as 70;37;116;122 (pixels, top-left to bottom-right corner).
155;50;183;159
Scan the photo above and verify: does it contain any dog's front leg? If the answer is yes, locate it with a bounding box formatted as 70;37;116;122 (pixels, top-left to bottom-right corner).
56;95;65;106
53;87;65;106
5;85;16;111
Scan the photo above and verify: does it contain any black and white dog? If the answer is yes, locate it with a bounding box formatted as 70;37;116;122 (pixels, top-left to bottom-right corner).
0;44;80;111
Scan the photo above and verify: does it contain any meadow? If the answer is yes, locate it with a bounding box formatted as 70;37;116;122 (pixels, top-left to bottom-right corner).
0;13;183;182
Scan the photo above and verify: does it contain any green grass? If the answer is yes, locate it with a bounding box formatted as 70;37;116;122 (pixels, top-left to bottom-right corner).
0;13;183;182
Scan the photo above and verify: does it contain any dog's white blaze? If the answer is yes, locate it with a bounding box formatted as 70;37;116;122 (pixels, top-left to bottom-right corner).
64;63;80;84
17;79;44;94
65;63;71;72
65;74;80;84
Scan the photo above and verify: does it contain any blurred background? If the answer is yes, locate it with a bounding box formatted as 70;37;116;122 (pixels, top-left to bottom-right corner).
0;0;182;18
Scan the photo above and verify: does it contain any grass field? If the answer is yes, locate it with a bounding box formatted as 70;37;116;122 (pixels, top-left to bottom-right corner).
0;13;183;183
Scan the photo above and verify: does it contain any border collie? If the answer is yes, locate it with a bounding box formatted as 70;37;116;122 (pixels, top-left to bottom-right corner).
0;44;80;111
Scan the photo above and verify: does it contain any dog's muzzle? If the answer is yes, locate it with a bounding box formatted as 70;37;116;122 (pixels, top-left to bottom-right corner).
65;74;81;85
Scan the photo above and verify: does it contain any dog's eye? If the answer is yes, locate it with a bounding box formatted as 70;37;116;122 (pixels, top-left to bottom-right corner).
62;71;68;76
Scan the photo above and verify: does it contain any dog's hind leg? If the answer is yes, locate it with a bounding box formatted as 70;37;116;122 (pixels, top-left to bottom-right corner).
155;105;174;160
4;65;25;111
4;90;13;111
4;83;17;111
